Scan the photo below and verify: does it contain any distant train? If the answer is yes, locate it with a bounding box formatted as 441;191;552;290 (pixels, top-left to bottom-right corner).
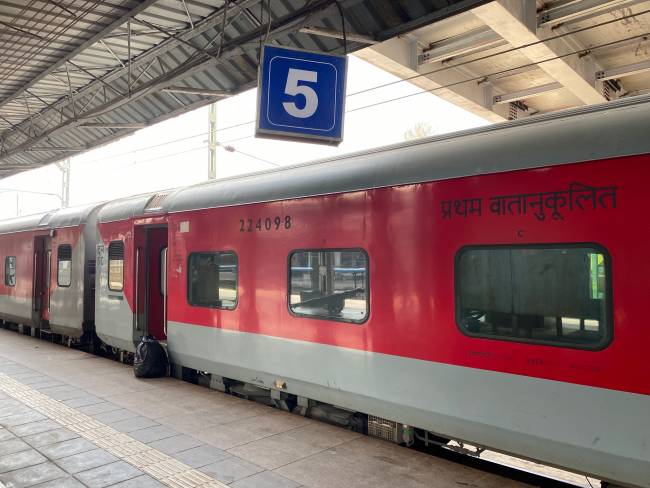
1;95;649;488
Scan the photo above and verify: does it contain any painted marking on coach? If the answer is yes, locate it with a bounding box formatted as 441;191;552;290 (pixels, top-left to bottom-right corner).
239;215;292;232
0;374;228;488
441;182;617;221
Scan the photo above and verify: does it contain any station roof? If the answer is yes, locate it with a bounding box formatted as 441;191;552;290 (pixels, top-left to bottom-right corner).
0;0;489;179
356;0;650;123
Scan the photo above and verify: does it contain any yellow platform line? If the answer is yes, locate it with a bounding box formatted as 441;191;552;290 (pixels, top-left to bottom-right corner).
0;374;228;488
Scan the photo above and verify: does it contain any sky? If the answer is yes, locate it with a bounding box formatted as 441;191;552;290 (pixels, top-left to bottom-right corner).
0;54;488;220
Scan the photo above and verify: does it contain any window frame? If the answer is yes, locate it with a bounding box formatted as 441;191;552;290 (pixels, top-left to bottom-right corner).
4;256;16;287
56;244;72;288
186;250;238;310
107;240;125;292
287;247;370;325
454;243;613;351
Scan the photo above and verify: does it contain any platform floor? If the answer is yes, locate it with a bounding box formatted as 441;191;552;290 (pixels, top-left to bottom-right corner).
0;328;582;488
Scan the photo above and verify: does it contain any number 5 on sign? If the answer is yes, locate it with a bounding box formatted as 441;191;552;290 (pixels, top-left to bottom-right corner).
256;45;347;144
283;69;319;119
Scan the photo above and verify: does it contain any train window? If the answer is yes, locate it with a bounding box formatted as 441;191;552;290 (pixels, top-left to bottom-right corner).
187;252;237;309
456;245;611;349
4;257;16;287
57;245;72;287
108;241;125;292
289;249;369;324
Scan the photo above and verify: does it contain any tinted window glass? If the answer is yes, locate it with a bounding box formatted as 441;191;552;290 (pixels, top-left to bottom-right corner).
4;257;15;287
57;245;72;287
108;241;124;292
188;252;237;309
289;249;368;323
457;246;610;349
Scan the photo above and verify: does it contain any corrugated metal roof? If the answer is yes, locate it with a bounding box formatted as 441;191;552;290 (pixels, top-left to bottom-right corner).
0;0;490;178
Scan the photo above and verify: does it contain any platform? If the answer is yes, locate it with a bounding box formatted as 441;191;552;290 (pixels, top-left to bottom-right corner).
0;329;577;488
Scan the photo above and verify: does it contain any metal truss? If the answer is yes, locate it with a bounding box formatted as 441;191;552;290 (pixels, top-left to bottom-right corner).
0;0;492;177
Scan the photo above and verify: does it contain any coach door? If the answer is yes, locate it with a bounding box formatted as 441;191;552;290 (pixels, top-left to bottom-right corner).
33;235;51;326
133;225;168;342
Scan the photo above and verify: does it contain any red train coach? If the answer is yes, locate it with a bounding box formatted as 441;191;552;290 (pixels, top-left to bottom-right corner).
5;95;650;488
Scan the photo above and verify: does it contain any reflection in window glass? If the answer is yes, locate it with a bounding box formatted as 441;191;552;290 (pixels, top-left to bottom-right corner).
457;246;610;348
57;245;72;287
289;249;368;323
108;241;124;292
188;252;237;309
4;256;16;287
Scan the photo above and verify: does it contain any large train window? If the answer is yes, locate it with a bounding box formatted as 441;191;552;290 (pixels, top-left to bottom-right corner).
108;241;125;292
4;257;16;287
187;251;238;310
57;245;72;287
289;249;369;324
456;245;611;349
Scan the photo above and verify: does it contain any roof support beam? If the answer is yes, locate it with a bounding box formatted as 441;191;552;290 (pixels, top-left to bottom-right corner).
299;26;378;44
419;26;505;64
356;36;507;122
538;0;645;27
472;0;606;105
493;82;563;104
596;59;650;81
162;86;233;97
78;123;146;129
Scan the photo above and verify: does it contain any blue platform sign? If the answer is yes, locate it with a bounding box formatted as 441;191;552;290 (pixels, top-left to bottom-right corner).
256;45;347;144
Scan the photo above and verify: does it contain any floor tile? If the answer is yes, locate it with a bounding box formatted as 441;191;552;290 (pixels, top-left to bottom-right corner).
75;403;121;416
127;425;177;444
0;428;15;441
108;416;158;434
0;449;47;473
24;429;78;449
0;462;67;488
46;390;88;402
106;475;165;488
10;422;60;438
36;386;77;396
32;477;85;488
199;457;265;484
0;439;31;456
54;449;117;474
62;396;103;409
0;411;46;428
74;461;142;488
195;411;310;450
230;470;300;488
170;445;230;468
91;409;137;424
227;422;361;469
0;399;23;413
146;434;202;455
38;439;96;460
10;374;47;383
29;382;66;391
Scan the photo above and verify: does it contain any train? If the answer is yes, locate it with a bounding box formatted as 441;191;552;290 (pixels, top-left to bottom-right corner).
1;94;649;488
